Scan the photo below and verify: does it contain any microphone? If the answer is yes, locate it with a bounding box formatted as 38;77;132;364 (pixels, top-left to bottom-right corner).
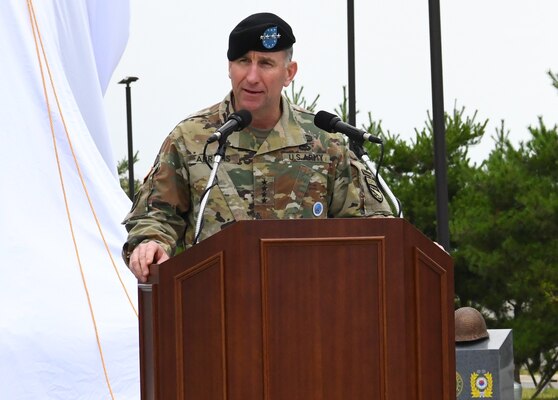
207;109;252;143
314;110;383;144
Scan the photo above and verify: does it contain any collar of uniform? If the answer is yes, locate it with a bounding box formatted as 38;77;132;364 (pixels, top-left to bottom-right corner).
219;93;307;153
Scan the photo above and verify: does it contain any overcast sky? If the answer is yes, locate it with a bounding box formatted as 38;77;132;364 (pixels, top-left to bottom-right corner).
104;0;558;178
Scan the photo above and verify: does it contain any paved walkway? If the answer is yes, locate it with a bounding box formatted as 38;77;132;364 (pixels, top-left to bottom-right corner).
520;374;558;389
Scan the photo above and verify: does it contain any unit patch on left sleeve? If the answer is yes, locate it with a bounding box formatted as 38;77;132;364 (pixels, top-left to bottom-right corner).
362;169;384;202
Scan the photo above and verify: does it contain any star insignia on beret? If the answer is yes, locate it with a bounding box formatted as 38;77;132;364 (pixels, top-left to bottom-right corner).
260;32;281;40
261;26;281;49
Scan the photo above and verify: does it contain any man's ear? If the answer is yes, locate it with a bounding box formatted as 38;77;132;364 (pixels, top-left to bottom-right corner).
284;61;298;87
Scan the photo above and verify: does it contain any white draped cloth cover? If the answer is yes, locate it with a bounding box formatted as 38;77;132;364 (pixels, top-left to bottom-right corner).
0;1;139;398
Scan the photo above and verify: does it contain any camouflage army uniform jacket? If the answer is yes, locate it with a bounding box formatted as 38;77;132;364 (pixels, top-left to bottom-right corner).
123;93;391;262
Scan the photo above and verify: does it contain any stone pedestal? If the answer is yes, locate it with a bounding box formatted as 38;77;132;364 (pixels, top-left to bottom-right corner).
456;329;514;399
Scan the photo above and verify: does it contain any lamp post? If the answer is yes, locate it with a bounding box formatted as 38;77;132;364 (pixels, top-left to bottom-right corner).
345;1;450;249
118;76;139;200
347;0;356;126
427;0;450;251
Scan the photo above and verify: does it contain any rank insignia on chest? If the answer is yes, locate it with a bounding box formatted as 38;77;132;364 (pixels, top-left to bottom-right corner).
255;176;275;206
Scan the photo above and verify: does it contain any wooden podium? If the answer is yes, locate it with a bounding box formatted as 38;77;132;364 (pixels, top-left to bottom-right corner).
138;218;455;399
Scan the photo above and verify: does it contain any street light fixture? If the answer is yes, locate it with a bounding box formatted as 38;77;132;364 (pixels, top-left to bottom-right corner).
118;76;139;200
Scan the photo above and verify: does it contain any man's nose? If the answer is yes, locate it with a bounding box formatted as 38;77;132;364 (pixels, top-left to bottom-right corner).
245;64;260;83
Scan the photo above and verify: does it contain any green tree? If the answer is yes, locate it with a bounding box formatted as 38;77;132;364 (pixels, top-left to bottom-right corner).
451;120;558;395
364;106;485;240
549;70;558;91
284;80;320;112
325;87;485;231
118;151;141;199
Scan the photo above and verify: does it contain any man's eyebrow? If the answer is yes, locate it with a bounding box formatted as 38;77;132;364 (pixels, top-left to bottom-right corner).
258;55;277;63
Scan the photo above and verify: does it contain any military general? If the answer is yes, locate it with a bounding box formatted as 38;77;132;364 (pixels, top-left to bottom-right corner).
123;12;392;282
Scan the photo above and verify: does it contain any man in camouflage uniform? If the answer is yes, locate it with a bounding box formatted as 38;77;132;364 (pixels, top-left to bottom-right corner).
123;12;392;282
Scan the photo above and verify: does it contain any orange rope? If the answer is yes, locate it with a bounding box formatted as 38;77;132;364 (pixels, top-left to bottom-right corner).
26;1;135;397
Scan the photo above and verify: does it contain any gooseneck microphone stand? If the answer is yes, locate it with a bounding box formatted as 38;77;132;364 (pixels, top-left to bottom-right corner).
350;140;403;218
193;137;229;244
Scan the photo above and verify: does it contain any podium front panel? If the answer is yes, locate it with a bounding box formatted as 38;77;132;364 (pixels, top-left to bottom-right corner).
260;236;386;399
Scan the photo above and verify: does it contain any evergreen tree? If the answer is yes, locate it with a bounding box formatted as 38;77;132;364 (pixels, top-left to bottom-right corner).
364;106;485;240
118;151;141;199
451;120;558;391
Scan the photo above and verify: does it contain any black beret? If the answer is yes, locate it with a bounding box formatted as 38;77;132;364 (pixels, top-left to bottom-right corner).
227;12;296;61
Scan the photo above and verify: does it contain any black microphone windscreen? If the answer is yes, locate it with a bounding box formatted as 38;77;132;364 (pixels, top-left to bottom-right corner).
314;110;338;133
234;109;252;130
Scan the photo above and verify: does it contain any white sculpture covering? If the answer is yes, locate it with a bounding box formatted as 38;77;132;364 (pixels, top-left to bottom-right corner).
0;1;139;398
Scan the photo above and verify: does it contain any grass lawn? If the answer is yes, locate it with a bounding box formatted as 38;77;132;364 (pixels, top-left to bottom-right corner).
522;388;558;399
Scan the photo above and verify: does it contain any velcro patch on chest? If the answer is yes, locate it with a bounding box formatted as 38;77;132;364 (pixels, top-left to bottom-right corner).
281;152;331;163
187;153;241;164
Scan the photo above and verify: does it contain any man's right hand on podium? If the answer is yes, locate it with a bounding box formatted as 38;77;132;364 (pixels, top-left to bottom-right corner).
128;241;170;283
